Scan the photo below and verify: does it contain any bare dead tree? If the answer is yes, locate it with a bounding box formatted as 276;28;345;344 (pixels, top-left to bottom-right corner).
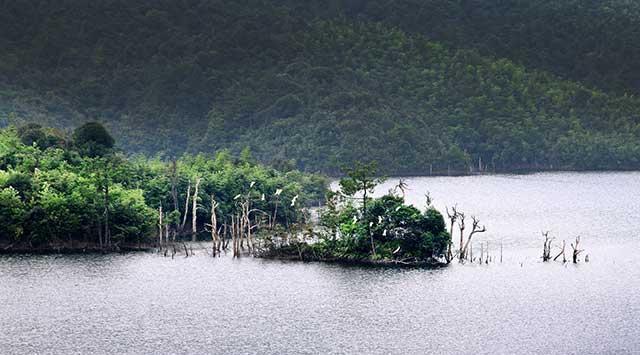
542;231;554;262
222;222;229;251
164;216;169;248
393;178;408;199
571;236;584;263
553;240;566;262
445;206;458;263
206;195;221;256
180;180;191;232
231;215;239;257
457;212;466;258
461;216;486;260
158;205;163;249
191;177;201;242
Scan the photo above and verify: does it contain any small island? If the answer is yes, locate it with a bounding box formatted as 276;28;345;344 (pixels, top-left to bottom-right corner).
259;162;453;267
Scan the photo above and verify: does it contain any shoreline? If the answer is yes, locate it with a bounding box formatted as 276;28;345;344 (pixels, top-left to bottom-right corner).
323;168;640;179
0;242;155;255
257;252;447;269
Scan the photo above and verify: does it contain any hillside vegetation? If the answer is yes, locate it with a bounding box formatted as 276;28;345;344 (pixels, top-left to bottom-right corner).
2;0;640;174
309;0;640;95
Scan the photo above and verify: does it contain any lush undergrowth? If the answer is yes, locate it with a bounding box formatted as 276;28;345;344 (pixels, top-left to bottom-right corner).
0;123;327;250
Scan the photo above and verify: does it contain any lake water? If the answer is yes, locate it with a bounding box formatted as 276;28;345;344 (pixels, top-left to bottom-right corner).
1;172;639;354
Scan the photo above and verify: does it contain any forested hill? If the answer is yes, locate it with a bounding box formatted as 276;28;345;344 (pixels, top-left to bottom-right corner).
302;0;640;96
2;0;640;175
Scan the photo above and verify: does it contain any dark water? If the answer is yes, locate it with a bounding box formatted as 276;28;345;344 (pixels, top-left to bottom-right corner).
1;172;639;354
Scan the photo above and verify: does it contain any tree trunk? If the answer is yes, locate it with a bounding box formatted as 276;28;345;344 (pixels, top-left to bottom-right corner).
164;219;169;248
210;196;219;256
180;180;191;232
97;219;103;250
553;240;566;262
170;160;179;212
104;182;111;248
272;200;278;229
191;178;201;242
158;205;163;249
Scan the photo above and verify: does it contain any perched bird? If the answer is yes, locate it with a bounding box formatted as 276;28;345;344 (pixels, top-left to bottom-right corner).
353;216;358;223
261;193;265;201
275;189;283;196
250;181;256;188
395;206;402;212
369;222;373;228
382;229;387;237
378;215;383;224
290;194;299;206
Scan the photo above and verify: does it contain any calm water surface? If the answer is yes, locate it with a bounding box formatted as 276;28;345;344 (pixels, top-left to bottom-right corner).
1;172;639;354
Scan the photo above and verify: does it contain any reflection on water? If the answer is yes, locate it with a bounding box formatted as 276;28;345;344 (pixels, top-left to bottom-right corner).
1;173;639;354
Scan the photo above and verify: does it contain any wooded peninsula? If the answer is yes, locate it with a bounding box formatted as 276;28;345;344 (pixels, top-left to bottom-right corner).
0;123;466;266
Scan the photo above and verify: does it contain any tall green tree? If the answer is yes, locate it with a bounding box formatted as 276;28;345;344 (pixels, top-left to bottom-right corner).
339;161;385;255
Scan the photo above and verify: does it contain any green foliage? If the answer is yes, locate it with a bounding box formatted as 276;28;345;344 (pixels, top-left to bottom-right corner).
0;124;327;248
334;0;640;95
0;187;25;241
17;123;65;150
2;1;640;173
72;122;115;157
317;185;450;262
339;161;384;197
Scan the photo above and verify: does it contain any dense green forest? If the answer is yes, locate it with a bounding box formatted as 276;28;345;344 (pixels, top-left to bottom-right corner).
2;0;640;174
299;0;640;95
0;123;326;250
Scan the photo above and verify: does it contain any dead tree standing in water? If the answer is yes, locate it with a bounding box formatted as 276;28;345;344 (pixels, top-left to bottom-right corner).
231;215;239;257
158;205;163;249
457;212;466;258
206;195;221;256
460;216;486;260
445;206;458;263
191;177;201;242
180;180;191;232
554;240;567;262
571;236;584;263
542;231;554;262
